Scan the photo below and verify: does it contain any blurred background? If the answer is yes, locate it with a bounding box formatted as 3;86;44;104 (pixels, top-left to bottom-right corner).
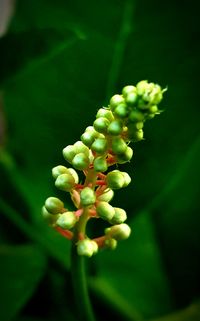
0;0;200;320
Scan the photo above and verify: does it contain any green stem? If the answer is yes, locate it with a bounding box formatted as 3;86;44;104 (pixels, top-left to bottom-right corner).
71;244;96;321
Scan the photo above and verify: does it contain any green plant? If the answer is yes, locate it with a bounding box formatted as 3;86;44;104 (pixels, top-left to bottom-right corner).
42;80;165;321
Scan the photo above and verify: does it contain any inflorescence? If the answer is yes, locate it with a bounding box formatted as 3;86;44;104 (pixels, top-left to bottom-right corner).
42;80;165;257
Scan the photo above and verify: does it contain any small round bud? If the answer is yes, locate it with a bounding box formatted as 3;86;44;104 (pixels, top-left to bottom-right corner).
125;92;138;105
110;207;127;224
107;120;123;135
122;85;136;97
136;80;148;96
81;132;95;147
128;128;144;142
104;238;117;250
72;153;89;170
42;206;60;225
45;197;64;214
114;103;129;118
116;146;133;164
96;201;115;221
129;110;144;122
67;168;79;184
91;240;98;254
106;170;125;189
77;239;96;257
85;126;99;137
74;141;89;156
52;165;69;179
93;117;110;133
94;156;108;172
149;105;159;114
91;138;108;154
110;94;125;111
80;187;96;206
96;108;114;122
63;145;76;163
111;137;127;155
121;172;131;187
55;173;75;191
56;211;77;229
105;223;131;240
98;188;114;202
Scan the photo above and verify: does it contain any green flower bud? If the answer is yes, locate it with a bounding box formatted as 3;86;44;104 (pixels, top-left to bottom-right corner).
107;120;123;135
91;138;108;154
129;110;145;122
41;206;60;225
116;146;133;164
56;211;77;229
106;170;124;189
63;145;76;163
96;201;115;221
98;188;114;202
77;239;96;257
91;240;98;254
110;207;127;224
93;117;110;133
74;141;89;156
72;153;89;170
125;92;138;105
80;187;96;206
94;156;108;172
52;165;69;179
128;129;144;142
81;132;95;147
96;108;114;122
136;80;148;96
45;197;64;214
149;105;159;114
67;168;79;184
85;126;99;137
111;137;127;155
104;238;117;250
105;223;131;240
109;94;125;111
55;173;75;191
114;103;129;118
122;85;136;97
121;172;131;187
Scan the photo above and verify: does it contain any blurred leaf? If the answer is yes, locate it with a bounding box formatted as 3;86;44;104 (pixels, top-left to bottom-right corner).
0;244;46;321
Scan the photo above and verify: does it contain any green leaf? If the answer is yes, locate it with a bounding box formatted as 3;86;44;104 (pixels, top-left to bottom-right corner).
0;245;46;321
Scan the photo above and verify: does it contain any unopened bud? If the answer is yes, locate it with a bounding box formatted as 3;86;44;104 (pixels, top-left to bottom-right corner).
105;223;131;240
91;138;108;154
98;188;114;202
96;108;114;122
41;206;60;225
111;137;127;155
93;117;110;133
96;201;115;221
52;165;69;179
55;173;75;191
104;238;117;250
110;207;127;224
94;156;108;172
80;187;96;206
45;197;64;214
77;239;98;257
106;170;125;189
56;211;77;229
72;153;89;170
110;94;125;111
63;145;76;163
116;146;133;164
108;120;123;135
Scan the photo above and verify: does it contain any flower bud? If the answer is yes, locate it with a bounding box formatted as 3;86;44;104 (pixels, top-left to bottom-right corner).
96;108;114;122
106;170;125;189
109;94;125;111
128;128;144;142
96;201;115;221
149;105;159;114
80;187;96;206
63;145;76;163
85;126;99;137
91;138;108;154
93;117;110;133
52;165;69;179
111;137;127;155
74;141;89;156
121;172;131;187
125;92;138;105
45;197;64;214
104;238;117;250
110;207;127;224
41;206;60;225
56;211;77;229
98;188;114;202
122;85;137;97
67;168;79;184
107;120;123;135
129;110;144;122
105;223;131;240
94;156;108;172
136;80;148;96
91;240;98;254
81;132;95;147
72;153;89;170
77;239;97;257
55;173;75;191
114;103;129;118
116;146;133;164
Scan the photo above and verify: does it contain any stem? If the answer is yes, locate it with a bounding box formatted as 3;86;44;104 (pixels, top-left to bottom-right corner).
71;244;96;321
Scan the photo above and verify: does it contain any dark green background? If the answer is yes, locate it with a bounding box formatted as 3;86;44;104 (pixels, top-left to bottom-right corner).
0;0;200;320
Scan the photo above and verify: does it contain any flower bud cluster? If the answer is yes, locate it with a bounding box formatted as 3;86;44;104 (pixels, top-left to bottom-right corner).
42;81;165;257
